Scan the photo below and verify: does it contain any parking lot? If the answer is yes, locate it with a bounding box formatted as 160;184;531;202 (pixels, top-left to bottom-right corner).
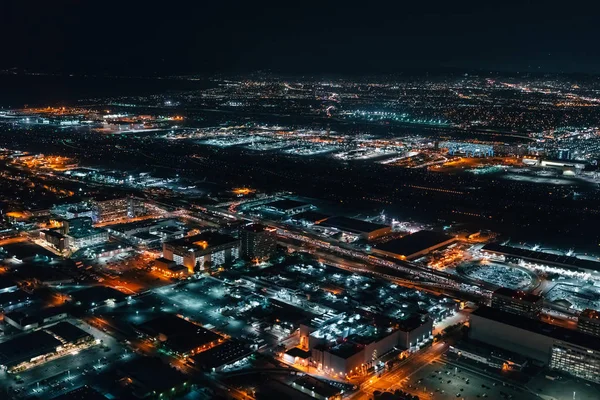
0;320;128;399
398;359;530;400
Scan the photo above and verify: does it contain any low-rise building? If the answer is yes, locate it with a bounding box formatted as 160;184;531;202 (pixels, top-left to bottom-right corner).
162;232;240;272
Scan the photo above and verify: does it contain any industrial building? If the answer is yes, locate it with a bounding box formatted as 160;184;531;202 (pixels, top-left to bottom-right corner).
69;286;129;309
40;217;108;251
302;312;432;376
316;216;391;240
482;243;600;273
491;287;543;318
372;230;455;260
263;199;314;215
240;223;277;261
153;257;189;279
470;306;600;384
162;231;240;271
136;314;222;357
4;307;68;331
0;322;95;372
188;340;253;371
577;309;600;337
117;357;190;400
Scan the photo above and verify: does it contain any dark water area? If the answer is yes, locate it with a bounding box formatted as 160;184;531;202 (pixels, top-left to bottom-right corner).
0;74;213;108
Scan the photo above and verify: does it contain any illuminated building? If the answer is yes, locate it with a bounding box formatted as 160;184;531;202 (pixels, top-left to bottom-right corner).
40;229;69;252
470;306;600;384
263;199;314;215
372;230;455;260
162;232;239;272
240;223;277;261
154;257;189;279
482;243;600;273
491;287;543;318
304;312;432;376
577;309;600;337
316;216;391;240
135;314;222;357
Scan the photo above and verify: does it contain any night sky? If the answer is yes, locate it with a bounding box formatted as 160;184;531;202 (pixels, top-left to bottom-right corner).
2;0;599;75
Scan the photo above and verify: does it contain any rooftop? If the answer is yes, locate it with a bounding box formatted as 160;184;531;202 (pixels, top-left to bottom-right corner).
482;243;600;272
118;357;188;394
0;330;61;367
190;340;253;370
374;230;454;257
46;321;93;343
473;306;600;352
318;216;389;234
493;287;542;303
52;386;107;400
265;199;311;211
136;314;221;354
290;210;331;224
165;231;238;252
70;286;128;307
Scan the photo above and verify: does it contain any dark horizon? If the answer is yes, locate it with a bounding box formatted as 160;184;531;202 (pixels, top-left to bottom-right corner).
2;1;599;76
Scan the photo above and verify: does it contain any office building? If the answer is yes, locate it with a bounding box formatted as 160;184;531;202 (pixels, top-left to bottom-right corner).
163;231;240;272
470;306;600;384
372;230;455;260
577;309;600;337
240;223;277;261
491;287;543;318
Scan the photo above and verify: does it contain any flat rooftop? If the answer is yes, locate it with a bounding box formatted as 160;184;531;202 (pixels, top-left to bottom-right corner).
374;230;454;257
70;286;128;306
265;199;311;211
46;321;93;343
482;243;600;272
493;287;542;303
190;340;252;370
52;386;107;400
241;223;269;233
292;376;342;398
136;314;221;354
318;216;389;234
165;231;238;251
291;210;331;224
119;357;188;394
0;330;61;367
473;306;600;352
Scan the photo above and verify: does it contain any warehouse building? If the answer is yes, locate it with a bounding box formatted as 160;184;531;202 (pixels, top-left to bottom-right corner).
316;216;391;240
162;232;240;272
470;306;600;384
372;230;456;260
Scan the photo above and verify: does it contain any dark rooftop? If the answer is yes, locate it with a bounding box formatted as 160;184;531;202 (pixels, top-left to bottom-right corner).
482;243;600;272
70;286;128;307
493;287;542;303
241;223;269;233
285;347;312;359
318;216;389;234
290;210;331;224
165;231;238;252
374;230;454;257
473;306;600;352
292;375;342;398
0;330;61;367
190;340;253;370
52;386;107;400
136;314;221;354
265;199;311;211
119;357;188;394
46;321;93;343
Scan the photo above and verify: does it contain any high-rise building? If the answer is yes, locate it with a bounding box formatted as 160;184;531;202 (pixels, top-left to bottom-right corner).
577;309;600;337
491;287;542;319
240;223;277;261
